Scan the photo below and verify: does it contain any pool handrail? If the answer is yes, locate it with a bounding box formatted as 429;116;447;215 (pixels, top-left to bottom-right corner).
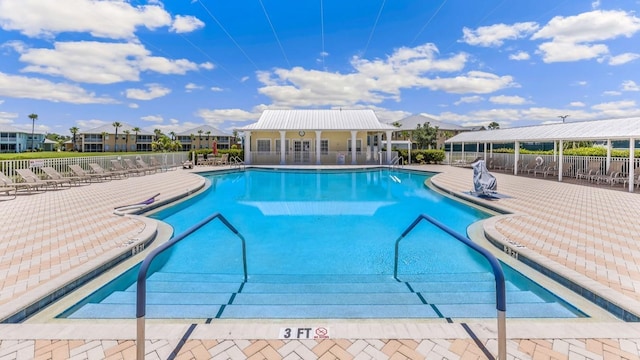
135;212;247;360
393;214;506;360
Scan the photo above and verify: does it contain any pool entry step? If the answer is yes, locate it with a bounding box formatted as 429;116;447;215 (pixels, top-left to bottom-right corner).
66;272;579;319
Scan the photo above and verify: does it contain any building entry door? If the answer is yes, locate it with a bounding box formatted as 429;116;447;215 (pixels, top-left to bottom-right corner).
294;140;311;163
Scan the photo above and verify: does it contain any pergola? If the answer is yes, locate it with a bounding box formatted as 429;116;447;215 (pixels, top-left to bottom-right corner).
445;117;640;192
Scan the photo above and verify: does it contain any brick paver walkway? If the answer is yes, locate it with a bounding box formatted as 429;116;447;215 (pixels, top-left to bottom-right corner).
1;164;639;359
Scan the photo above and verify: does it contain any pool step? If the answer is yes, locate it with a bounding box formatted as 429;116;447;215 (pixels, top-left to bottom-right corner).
66;271;579;319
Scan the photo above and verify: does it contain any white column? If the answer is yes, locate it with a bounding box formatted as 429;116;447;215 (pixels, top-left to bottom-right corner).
386;131;393;164
629;137;635;192
244;131;251;164
449;142;453;165
279;131;286;165
476;142;480;159
461;142;465;163
559;140;564;182
553;141;557;162
606;139;611;170
350;131;358;165
490;143;493;156
483;142;487;161
514;141;520;175
315;131;322;165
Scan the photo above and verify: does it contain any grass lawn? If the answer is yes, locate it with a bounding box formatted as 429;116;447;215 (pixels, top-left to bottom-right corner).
0;152;151;160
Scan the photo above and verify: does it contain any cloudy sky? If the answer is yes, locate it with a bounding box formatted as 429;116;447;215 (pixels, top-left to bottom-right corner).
0;0;639;136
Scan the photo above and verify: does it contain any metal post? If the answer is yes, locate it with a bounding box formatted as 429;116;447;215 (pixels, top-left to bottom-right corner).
498;310;507;360
137;316;145;360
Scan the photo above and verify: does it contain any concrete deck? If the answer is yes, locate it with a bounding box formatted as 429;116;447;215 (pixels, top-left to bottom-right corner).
1;165;640;359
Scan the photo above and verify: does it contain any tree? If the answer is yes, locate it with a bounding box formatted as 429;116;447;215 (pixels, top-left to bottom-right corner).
488;121;500;130
28;113;38;151
123;130;131;152
206;131;211;147
112;122;122;152
101;131;107;152
154;128;162;141
69;126;79;151
190;134;195;151
197;130;203;149
132;127;141;152
169;131;176;141
414;122;438;149
152;135;182;152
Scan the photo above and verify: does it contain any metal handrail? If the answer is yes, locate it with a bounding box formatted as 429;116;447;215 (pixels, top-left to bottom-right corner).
393;214;506;360
135;213;247;360
390;156;403;168
230;156;245;169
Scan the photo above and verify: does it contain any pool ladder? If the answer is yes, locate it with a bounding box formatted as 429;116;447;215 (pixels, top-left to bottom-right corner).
135;213;247;360
394;214;507;360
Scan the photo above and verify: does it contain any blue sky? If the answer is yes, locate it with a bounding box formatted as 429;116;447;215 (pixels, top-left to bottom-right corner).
0;0;639;136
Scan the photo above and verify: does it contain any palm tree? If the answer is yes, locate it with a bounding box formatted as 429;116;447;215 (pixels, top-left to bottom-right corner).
154;129;162;141
123;130;131;152
169;131;176;141
197;130;203;149
488;121;500;130
28;113;38;151
190;134;195;151
132;127;141;152
206;131;211;146
101;131;107;152
112;122;122;152
69;126;79;151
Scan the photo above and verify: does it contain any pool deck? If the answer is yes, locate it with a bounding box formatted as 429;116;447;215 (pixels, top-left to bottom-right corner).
1;164;640;359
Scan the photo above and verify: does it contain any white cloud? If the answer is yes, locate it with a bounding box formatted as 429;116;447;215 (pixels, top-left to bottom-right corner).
0;99;4;105
622;80;639;91
240;76;250;82
170;15;204;33
603;90;621;96
0;71;115;103
569;101;585;107
0;0;171;39
77;119;108;129
185;83;203;92
532;10;640;63
591;0;600;9
141;115;164;123
575;81;588;86
590;100;640;117
509;51;530;61
125;83;171;100
200;62;215;70
196;108;261;125
257;43;516;107
129;103;139;109
462;22;539;47
607;52;640;65
454;96;483;105
489;95;529;105
17;41;199;84
210;87;224;92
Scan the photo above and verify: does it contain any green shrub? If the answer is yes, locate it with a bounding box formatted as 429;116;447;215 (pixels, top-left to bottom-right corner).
397;149;446;164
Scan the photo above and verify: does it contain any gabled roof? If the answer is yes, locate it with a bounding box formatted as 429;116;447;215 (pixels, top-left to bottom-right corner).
176;124;231;136
237;109;396;131
391;114;467;131
83;123;154;135
0;124;44;134
446;117;640;143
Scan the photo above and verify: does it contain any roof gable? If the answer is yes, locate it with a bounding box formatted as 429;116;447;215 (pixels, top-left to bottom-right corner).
237;109;396;131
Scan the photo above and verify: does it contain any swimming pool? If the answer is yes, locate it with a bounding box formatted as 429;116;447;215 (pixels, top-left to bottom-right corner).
60;168;585;319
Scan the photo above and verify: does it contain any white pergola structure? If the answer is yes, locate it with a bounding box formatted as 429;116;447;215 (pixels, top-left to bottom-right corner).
445;117;640;193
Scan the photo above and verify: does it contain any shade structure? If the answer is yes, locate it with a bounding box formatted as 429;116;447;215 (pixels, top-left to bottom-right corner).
212;140;218;155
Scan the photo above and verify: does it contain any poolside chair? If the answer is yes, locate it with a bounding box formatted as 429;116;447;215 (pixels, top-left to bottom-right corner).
89;163;127;179
575;160;602;182
594;161;624;185
69;164;109;182
523;157;543;175
15;168;62;190
618;167;640;188
149;157;168;172
111;159;143;176
0;183;16;199
214;153;229;166
41;166;82;186
0;170;37;193
135;159;159;174
534;161;557;177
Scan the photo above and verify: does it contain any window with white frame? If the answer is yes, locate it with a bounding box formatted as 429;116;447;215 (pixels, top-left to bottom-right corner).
256;139;271;152
275;139;289;154
347;139;362;153
321;139;329;154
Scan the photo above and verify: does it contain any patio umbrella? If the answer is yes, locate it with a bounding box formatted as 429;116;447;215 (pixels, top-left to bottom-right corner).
212;140;218;155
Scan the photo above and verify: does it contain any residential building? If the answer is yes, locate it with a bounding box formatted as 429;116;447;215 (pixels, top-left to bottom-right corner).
175;125;232;152
77;123;155;152
389;114;478;150
236;109;397;165
0;124;46;153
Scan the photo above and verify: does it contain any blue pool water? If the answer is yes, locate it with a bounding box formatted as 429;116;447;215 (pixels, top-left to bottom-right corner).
60;168;585;319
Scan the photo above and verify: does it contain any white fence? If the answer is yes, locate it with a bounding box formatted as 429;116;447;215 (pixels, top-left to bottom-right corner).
248;150;398;165
0;152;189;180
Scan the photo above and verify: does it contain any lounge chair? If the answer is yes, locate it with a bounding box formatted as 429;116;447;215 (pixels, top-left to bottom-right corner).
112;159;143;176
15;168;62;190
575;160;602;182
148;157;167;172
41;166;82;186
534;161;557;177
0;170;37;193
0;184;16;199
523;157;543;175
135;159;159;174
214;153;229;166
594;161;624;185
69;164;109;182
617;167;640;188
89;163;127;179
